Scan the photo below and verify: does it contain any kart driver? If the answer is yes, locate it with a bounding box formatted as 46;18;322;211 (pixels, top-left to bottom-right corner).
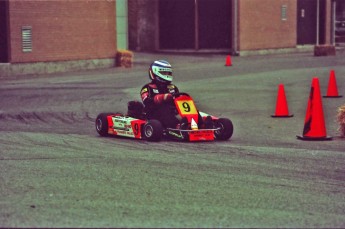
140;60;183;128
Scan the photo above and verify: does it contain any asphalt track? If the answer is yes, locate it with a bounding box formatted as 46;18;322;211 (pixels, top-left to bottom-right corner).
1;51;345;227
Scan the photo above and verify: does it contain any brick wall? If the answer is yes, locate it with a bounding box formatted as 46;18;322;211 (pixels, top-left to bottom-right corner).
238;0;297;51
8;0;116;63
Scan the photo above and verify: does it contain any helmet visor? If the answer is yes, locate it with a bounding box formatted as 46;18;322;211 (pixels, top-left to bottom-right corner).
159;71;172;76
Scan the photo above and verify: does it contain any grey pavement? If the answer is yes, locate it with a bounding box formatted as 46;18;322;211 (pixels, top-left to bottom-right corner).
0;50;345;227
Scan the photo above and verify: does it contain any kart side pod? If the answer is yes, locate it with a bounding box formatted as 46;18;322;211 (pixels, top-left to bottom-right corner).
95;113;163;141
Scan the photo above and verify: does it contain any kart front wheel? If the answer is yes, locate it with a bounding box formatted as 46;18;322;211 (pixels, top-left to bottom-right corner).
95;113;110;136
214;118;233;141
142;120;163;142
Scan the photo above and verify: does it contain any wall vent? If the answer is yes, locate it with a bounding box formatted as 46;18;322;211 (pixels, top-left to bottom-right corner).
22;26;32;52
281;5;287;21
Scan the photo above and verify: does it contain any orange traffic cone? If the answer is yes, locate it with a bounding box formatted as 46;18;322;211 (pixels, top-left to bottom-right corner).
297;77;332;141
271;84;293;118
225;55;232;66
323;70;342;98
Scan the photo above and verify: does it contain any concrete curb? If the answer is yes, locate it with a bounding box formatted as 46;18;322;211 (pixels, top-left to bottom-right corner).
0;58;116;78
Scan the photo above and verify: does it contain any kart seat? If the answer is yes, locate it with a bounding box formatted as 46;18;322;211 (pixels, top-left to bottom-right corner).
127;100;144;119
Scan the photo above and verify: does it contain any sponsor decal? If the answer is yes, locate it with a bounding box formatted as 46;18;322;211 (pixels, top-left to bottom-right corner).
189;130;214;141
168;131;183;139
116;130;126;135
141;88;148;94
113;117;132;131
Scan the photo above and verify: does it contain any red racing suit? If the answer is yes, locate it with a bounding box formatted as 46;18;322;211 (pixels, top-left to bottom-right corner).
140;82;179;128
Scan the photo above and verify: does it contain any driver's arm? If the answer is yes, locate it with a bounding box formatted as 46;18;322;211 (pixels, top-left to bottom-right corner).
141;86;153;107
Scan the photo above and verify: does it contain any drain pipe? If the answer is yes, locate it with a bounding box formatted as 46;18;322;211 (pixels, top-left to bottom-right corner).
195;0;199;51
232;0;238;55
316;0;320;45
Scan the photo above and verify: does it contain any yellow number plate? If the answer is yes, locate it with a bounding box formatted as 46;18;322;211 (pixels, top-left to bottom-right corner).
176;100;198;115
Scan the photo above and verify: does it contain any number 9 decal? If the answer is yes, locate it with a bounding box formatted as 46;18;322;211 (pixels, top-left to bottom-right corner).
182;102;191;112
176;100;197;115
133;123;139;135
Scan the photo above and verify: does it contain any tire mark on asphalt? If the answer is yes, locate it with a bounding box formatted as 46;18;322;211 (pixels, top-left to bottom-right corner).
0;156;103;161
0;111;94;125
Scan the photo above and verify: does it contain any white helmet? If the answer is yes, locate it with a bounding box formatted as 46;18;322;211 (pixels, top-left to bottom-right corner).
149;60;173;84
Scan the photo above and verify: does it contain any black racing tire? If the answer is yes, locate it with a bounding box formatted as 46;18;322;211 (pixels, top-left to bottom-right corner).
142;119;163;142
95;113;111;136
214;118;233;141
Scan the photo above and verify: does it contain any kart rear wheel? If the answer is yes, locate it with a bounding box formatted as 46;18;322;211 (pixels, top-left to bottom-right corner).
142;120;163;142
95;113;110;136
214;118;233;141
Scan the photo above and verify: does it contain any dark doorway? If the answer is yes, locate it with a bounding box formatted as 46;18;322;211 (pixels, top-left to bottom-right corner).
159;0;232;50
297;0;317;45
159;0;195;49
0;0;9;63
198;0;232;49
318;0;326;44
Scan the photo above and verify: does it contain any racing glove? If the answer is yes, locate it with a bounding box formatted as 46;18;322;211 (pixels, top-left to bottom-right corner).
154;93;173;104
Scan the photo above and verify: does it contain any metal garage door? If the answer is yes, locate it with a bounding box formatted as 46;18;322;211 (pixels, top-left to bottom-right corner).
159;0;232;51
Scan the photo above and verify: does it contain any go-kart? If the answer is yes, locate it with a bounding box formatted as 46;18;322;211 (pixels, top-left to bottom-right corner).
95;93;233;142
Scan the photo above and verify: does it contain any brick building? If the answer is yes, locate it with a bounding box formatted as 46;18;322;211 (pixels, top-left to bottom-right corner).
128;0;344;55
0;0;117;76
